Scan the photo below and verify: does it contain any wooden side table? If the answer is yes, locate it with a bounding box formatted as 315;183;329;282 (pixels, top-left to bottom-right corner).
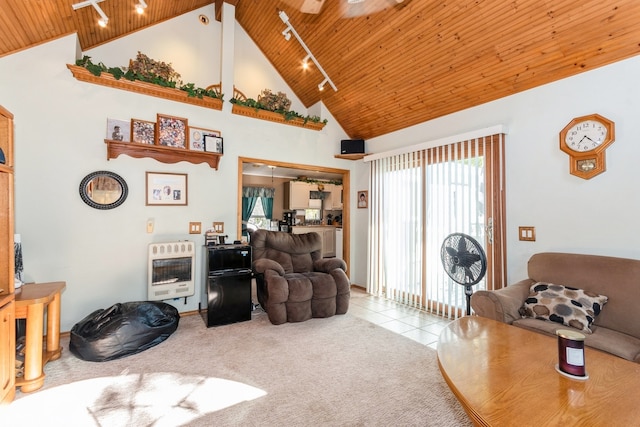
14;281;66;393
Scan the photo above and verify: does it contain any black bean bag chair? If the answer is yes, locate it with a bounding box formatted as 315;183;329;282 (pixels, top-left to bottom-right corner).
69;301;179;362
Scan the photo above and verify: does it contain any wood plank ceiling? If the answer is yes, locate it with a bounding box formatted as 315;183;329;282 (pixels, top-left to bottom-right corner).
1;0;640;140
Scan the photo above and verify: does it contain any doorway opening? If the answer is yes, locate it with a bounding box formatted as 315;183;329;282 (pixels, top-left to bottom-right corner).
237;157;351;272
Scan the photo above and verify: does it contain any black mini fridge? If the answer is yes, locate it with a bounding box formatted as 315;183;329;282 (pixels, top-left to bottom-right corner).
200;244;252;327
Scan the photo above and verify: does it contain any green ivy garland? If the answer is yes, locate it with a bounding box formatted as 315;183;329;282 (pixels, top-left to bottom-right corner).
75;56;223;101
230;97;328;125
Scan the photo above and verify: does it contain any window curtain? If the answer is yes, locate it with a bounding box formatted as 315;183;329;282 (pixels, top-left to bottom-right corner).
367;134;506;319
260;195;274;220
242;187;275;222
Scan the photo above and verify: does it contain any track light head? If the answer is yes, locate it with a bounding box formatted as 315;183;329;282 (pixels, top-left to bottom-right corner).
282;28;292;41
318;79;328;91
135;0;147;14
302;55;311;69
278;10;289;24
72;0;109;27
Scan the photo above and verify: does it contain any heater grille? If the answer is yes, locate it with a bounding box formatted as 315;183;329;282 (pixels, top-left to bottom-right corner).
148;241;195;301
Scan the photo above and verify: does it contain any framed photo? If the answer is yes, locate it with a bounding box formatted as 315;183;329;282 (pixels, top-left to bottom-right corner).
204;134;224;154
145;172;188;206
189;126;220;151
107;118;130;142
357;190;368;209
157;114;188;148
131;119;156;145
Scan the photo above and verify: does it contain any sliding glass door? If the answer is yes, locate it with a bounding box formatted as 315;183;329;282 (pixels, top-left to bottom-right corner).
368;134;506;319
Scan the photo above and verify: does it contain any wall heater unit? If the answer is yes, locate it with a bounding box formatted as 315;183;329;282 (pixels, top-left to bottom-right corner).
148;241;195;301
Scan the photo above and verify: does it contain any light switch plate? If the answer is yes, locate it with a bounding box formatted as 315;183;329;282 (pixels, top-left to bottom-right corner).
189;222;202;234
519;226;535;241
213;222;224;233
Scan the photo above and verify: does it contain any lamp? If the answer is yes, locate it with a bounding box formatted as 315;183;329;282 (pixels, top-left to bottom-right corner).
72;0;109;27
135;0;147;14
278;10;337;92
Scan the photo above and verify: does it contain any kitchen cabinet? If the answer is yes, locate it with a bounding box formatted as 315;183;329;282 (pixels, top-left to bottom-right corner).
329;184;343;209
284;181;313;210
292;226;336;258
322;228;336;257
335;228;343;260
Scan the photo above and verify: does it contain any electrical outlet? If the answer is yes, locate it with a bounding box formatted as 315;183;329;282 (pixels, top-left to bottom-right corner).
147;218;154;233
189;222;202;234
519;226;535;241
213;222;224;233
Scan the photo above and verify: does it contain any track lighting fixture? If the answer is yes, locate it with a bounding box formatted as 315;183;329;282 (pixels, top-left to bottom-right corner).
135;0;147;15
72;0;109;27
278;10;337;92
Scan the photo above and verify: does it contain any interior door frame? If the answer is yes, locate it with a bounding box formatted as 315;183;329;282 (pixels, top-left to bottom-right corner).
237;156;351;273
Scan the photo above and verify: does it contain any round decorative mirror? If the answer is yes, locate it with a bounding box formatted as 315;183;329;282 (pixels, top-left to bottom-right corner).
79;171;128;210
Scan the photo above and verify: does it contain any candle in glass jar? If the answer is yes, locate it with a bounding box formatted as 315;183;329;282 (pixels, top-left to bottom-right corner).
557;329;586;377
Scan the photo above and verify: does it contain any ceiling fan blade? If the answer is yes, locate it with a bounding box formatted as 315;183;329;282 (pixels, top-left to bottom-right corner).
300;0;326;14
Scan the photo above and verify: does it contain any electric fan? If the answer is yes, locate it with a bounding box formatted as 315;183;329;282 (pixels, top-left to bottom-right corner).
440;233;487;315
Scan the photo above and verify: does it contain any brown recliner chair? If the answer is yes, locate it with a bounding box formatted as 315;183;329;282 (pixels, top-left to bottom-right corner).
250;229;350;325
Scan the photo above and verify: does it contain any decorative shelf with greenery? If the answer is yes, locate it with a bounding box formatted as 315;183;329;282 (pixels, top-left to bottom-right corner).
105;139;222;170
67;54;223;111
230;88;327;131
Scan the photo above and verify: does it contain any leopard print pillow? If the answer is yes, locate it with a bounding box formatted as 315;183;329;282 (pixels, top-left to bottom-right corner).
518;282;608;333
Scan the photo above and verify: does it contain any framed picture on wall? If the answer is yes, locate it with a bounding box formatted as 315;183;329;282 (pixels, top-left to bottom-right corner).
204;134;223;154
156;114;188;148
189;126;220;151
131;119;156;145
106;118;131;142
357;190;368;209
145;172;188;206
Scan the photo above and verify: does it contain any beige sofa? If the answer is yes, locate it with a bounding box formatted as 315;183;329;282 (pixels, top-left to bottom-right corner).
471;252;640;363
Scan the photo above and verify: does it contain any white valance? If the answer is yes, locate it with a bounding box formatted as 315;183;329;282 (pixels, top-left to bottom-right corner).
363;124;508;162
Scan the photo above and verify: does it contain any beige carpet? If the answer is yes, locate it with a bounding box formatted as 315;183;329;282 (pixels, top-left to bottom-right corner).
2;308;471;426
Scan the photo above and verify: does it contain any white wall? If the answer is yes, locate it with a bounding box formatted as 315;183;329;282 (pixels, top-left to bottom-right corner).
361;55;640;284
0;6;351;331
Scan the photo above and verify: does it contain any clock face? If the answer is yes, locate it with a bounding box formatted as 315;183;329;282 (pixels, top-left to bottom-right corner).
564;120;608;152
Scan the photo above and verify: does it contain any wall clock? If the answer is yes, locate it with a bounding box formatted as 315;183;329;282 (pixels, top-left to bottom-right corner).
559;114;615;179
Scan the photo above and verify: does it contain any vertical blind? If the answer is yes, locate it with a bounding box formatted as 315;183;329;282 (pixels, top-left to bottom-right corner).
367;134;506;319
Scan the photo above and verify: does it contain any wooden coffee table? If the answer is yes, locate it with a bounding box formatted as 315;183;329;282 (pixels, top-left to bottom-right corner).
437;316;640;426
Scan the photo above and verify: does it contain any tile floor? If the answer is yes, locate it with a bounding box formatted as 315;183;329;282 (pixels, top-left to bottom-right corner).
348;287;452;350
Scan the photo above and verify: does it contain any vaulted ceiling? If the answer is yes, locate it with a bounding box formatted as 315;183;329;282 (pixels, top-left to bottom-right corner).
2;0;640;140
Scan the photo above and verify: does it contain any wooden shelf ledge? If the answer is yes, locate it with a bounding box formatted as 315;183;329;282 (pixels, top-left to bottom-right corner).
334;153;369;160
67;64;223;111
231;104;326;131
106;140;222;170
